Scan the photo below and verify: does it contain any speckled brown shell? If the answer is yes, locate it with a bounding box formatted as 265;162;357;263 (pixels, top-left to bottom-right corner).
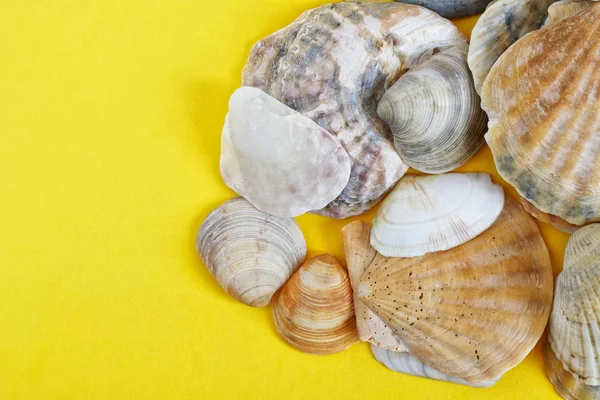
356;196;553;383
483;4;600;225
273;254;359;355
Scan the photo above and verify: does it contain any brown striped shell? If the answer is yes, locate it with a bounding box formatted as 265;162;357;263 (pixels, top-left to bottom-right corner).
356;196;553;383
273;254;359;355
482;4;600;226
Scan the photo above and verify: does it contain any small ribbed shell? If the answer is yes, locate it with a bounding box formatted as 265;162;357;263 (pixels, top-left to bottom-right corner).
273;254;359;355
371;345;500;388
371;173;504;258
357;196;553;383
544;339;600;400
482;5;600;225
377;45;487;174
196;197;306;307
468;0;556;94
544;0;593;25
394;0;493;18
341;221;407;352
549;224;600;385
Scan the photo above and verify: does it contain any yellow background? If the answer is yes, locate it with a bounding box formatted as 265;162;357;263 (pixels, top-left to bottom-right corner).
0;1;569;399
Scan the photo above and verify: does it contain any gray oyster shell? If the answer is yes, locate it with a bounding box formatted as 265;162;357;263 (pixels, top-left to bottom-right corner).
396;0;493;18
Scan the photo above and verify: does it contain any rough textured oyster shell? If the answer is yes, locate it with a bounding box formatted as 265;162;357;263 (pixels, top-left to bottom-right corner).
371;173;504;258
357;196;553;383
482;5;600;225
221;87;351;218
395;0;494;18
377;45;487;174
243;2;467;218
273;254;359;355
549;224;600;385
196;197;306;307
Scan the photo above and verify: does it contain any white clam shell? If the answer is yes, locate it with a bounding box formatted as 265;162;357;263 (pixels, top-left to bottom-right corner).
549;224;600;385
371;173;505;258
220;87;351;218
371;345;500;388
378;45;486;174
196;197;306;307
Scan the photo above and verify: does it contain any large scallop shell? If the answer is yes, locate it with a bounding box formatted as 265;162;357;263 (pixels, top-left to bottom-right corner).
196;197;306;307
357;196;553;383
468;0;556;94
371;345;500;388
482;5;600;225
242;2;467;218
549;224;600;385
273;254;359;355
544;0;592;25
395;0;494;18
341;221;407;351
220;87;351;218
371;173;504;258
544;339;600;400
377;45;487;174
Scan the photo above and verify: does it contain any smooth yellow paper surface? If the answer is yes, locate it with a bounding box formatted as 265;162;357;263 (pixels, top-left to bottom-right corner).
0;1;569;399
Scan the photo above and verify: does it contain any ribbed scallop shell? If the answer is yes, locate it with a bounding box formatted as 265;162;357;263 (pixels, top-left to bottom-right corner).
549;224;600;385
482;5;600;225
221;87;351;218
341;221;407;351
468;0;556;94
242;2;467;218
196;197;306;307
544;0;592;25
371;345;500;388
377;45;487;174
273;254;359;355
371;173;504;258
395;0;493;18
357;196;553;383
520;198;579;234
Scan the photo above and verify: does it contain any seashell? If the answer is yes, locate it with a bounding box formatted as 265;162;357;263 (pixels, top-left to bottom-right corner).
377;45;487;174
357;196;553;382
371;173;504;258
196;197;306;307
242;2;467;218
544;339;600;400
482;5;600;226
520;197;579;234
394;0;494;18
341;221;408;352
549;224;600;385
372;345;500;388
544;0;592;25
468;0;556;94
273;254;359;355
220;87;351;218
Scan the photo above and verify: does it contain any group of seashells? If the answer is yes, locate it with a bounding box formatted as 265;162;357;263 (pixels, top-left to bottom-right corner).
198;0;600;397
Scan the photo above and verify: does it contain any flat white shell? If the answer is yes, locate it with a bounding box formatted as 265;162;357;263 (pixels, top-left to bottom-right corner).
220;87;351;218
372;345;501;388
371;173;505;257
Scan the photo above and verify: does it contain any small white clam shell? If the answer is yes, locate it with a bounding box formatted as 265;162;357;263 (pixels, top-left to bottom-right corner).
378;45;486;174
371;173;505;258
196;197;306;307
371;345;501;388
220;87;351;218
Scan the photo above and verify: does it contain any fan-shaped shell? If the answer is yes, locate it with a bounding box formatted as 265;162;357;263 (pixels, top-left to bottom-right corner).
377;45;487;174
544;340;600;400
482;5;600;225
468;0;556;94
220;87;351;218
549;224;600;385
544;0;592;25
196;197;306;307
371;345;500;388
371;173;504;258
341;221;407;351
242;2;467;218
273;254;359;355
395;0;494;18
357;196;553;383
